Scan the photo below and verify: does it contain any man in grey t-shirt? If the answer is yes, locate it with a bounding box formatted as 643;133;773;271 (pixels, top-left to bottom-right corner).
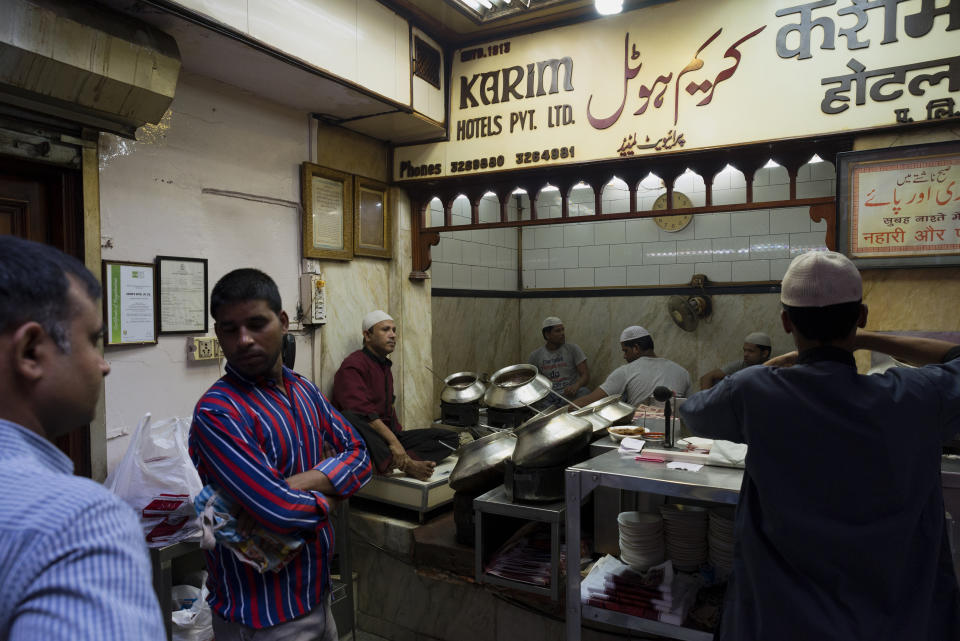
699;332;771;390
575;326;691;408
528;316;590;402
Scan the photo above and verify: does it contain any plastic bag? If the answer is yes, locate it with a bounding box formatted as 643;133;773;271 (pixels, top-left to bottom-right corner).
171;583;213;641
105;413;203;547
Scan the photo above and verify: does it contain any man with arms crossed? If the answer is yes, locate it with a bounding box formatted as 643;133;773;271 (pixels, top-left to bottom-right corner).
190;268;371;641
681;251;960;640
529;316;591;403
0;236;164;641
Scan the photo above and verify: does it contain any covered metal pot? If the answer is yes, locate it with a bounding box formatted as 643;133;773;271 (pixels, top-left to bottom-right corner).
511;407;592;468
483;363;553;409
440;371;487;404
448;431;517;493
579;394;635;426
571;404;613;437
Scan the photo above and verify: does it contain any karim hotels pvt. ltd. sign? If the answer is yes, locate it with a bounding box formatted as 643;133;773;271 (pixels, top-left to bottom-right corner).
395;0;959;182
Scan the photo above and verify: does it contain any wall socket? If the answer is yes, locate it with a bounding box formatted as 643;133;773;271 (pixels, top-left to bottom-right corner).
187;336;220;361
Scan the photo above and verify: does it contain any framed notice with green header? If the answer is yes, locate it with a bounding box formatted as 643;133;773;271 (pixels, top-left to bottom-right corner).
102;260;157;346
301;162;353;261
838;141;960;269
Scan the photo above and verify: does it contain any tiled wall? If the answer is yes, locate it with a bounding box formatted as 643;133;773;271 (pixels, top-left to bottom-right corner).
428;161;835;290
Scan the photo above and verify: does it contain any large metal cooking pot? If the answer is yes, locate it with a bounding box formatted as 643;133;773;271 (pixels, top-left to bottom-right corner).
571;404;613;437
579;395;635;426
483;364;553;409
440;371;486;404
512;407;592;468
448;431;517;493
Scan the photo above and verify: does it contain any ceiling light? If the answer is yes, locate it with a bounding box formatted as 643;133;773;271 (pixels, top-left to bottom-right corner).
461;0;481;8
512;187;527;195
763;159;781;168
595;0;623;15
541;185;559;192
476;0;493;8
808;154;824;163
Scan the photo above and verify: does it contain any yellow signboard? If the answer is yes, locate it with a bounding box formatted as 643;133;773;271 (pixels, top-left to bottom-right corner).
395;0;959;182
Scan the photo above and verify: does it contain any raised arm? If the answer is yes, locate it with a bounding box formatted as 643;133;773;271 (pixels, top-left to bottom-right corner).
854;329;958;366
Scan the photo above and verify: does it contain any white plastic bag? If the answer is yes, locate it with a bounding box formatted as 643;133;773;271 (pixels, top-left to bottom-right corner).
105;413;203;547
171;583;213;641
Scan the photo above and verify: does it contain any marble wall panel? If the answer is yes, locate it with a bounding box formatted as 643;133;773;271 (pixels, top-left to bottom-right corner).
431;297;520;405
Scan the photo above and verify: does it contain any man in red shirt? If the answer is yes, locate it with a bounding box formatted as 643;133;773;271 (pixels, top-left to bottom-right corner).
333;310;457;481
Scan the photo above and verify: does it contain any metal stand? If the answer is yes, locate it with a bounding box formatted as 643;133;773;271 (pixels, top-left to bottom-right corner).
149;541;204;641
565;450;743;641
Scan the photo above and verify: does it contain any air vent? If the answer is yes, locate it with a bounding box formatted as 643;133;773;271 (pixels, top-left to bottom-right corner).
414;36;441;89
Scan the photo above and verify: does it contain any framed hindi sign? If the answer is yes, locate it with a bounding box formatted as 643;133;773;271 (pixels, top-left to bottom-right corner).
102;260;157;346
354;176;391;259
838;141;960;269
155;256;208;334
301;162;353;261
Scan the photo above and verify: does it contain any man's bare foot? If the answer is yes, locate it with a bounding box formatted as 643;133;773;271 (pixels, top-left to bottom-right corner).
403;458;436;481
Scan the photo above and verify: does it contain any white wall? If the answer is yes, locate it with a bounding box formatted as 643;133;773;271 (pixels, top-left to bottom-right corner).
98;72;313;473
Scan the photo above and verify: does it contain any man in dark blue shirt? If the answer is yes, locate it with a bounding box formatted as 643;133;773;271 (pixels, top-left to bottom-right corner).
681;250;960;640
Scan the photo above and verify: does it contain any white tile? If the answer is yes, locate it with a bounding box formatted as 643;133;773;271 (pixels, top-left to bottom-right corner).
797;179;835;198
535;225;564;249
695;261;732;283
811;217;827;232
610;243;644;266
569;185;595;205
522;248;549;271
658;263;694;285
729;169;746;188
603;197;630;214
789;231;828;256
430;262;452;288
441;237;462;263
713;186;747;206
770;258;793;281
487;268;504;290
505;229;519;249
471;266;489;289
711;237;751;262
487;227;504;247
750;234;790;259
732;260;771;282
462;242;481;266
541;204;562;219
451;264;471;288
627;265;661;286
625;218;660;243
731;210;770;237
677;239;712;264
643;240;678;264
768;167;790;185
471;228;490;244
451;228;472;242
478;197;500;223
770;207;812;234
564;268;595;288
481;244;497;267
596;221;627;245
497;246;513;269
753;167;771;187
694;212;731;239
536;269;564;289
579;245;610;268
538;190;562;208
521;227;535;249
569;202;595;216
596;266;627;287
754;183;790;202
549;246;579;269
795;163;811;182
452;196;471;217
564;223;595;246
711;167;733;190
659;223;696;241
811;161;836;180
429;206;444;227
522;270;535;289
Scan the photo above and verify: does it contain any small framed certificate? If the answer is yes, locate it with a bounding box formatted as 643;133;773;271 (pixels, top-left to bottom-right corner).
354;176;391;259
302;162;354;261
155;256;208;334
102;260;157;346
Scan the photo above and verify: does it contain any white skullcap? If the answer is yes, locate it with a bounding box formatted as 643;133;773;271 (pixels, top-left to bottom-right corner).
620;325;650;342
542;316;562;330
780;250;862;307
744;332;771;347
362;310;394;332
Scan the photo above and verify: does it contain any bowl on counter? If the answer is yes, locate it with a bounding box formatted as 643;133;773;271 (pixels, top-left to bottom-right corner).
608;426;659;443
483;363;553;409
579;394;635;426
512;406;592;467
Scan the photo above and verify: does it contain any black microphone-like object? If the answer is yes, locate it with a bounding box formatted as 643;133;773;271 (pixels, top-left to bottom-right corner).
653;386;674;448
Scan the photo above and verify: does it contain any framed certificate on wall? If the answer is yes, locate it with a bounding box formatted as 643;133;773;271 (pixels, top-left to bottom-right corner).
155;255;208;334
354;177;391;259
838;141;960;269
102;260;157;346
301;162;354;261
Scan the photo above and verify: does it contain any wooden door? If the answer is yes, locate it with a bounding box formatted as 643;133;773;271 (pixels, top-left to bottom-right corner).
0;155;89;477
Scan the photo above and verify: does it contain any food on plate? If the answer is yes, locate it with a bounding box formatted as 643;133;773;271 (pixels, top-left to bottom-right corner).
633;404;665;419
609;426;646;436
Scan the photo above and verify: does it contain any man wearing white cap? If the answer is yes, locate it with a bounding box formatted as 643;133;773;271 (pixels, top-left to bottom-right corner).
528;316;590;402
333;310;458;481
680;250;960;640
573;325;691;408
698;331;772;390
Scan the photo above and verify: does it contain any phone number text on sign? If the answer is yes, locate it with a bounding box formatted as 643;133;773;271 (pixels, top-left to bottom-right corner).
515;146;576;165
449;155;506;174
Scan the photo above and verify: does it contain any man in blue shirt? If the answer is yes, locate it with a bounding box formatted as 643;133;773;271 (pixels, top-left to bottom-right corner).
681;250;960;640
0;236;165;641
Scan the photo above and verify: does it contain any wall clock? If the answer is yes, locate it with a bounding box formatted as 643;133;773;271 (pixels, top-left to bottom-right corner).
652;191;694;232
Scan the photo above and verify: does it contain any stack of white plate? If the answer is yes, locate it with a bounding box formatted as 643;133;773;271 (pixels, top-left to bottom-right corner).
659;504;708;571
617;511;664;571
708;507;735;577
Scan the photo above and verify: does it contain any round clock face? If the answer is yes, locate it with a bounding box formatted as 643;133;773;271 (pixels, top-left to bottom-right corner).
652;192;694;232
